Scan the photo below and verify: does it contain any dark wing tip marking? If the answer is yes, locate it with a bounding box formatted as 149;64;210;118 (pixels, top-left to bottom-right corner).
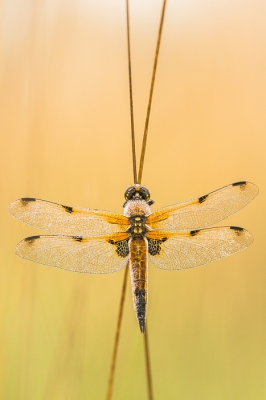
73;236;83;242
198;194;209;203
190;230;200;236
232;181;247;187
21;197;36;205
230;226;244;232
62;205;73;213
24;235;40;243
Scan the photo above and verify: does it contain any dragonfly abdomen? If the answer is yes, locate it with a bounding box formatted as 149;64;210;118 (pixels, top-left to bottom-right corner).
129;237;148;333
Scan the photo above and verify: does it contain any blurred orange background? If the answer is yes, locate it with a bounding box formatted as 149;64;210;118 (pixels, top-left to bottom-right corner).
0;0;265;399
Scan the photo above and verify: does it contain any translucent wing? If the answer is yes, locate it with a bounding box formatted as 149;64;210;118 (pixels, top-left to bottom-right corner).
15;232;130;274
147;226;253;270
9;198;129;236
147;181;258;231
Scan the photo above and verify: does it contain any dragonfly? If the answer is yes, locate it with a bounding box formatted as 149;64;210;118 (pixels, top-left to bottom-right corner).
9;180;258;333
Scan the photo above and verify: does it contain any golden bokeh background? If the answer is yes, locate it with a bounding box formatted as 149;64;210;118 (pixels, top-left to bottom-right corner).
1;0;265;399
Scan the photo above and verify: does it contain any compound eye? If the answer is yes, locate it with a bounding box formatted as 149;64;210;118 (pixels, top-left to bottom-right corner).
140;187;150;201
124;186;135;200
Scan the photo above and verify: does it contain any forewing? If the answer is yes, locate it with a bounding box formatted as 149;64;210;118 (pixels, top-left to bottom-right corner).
15;232;129;274
9;198;129;235
147;181;258;231
147;226;253;270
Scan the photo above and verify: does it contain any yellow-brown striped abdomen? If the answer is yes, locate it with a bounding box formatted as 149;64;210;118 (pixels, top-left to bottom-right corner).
129;237;148;333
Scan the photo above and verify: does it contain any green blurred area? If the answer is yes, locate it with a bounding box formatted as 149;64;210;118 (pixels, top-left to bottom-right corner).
0;0;265;399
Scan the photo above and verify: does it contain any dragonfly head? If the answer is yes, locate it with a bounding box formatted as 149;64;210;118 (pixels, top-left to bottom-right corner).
123;185;154;207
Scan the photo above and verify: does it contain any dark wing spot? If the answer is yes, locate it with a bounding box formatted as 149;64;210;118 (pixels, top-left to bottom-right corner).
24;235;40;244
21;198;36;206
109;238;129;258
21;197;36;202
148;238;167;256
198;194;209;203
190;230;200;236
230;226;244;231
232;181;247;187
72;236;83;242
62;205;73;213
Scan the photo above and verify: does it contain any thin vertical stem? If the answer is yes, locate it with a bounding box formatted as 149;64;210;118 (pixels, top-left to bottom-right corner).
106;265;129;400
107;1;167;399
126;0;137;183
144;326;154;400
138;0;167;184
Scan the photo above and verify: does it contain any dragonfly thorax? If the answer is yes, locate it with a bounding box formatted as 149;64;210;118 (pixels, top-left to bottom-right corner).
124;199;151;239
123;199;151;218
128;215;148;238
